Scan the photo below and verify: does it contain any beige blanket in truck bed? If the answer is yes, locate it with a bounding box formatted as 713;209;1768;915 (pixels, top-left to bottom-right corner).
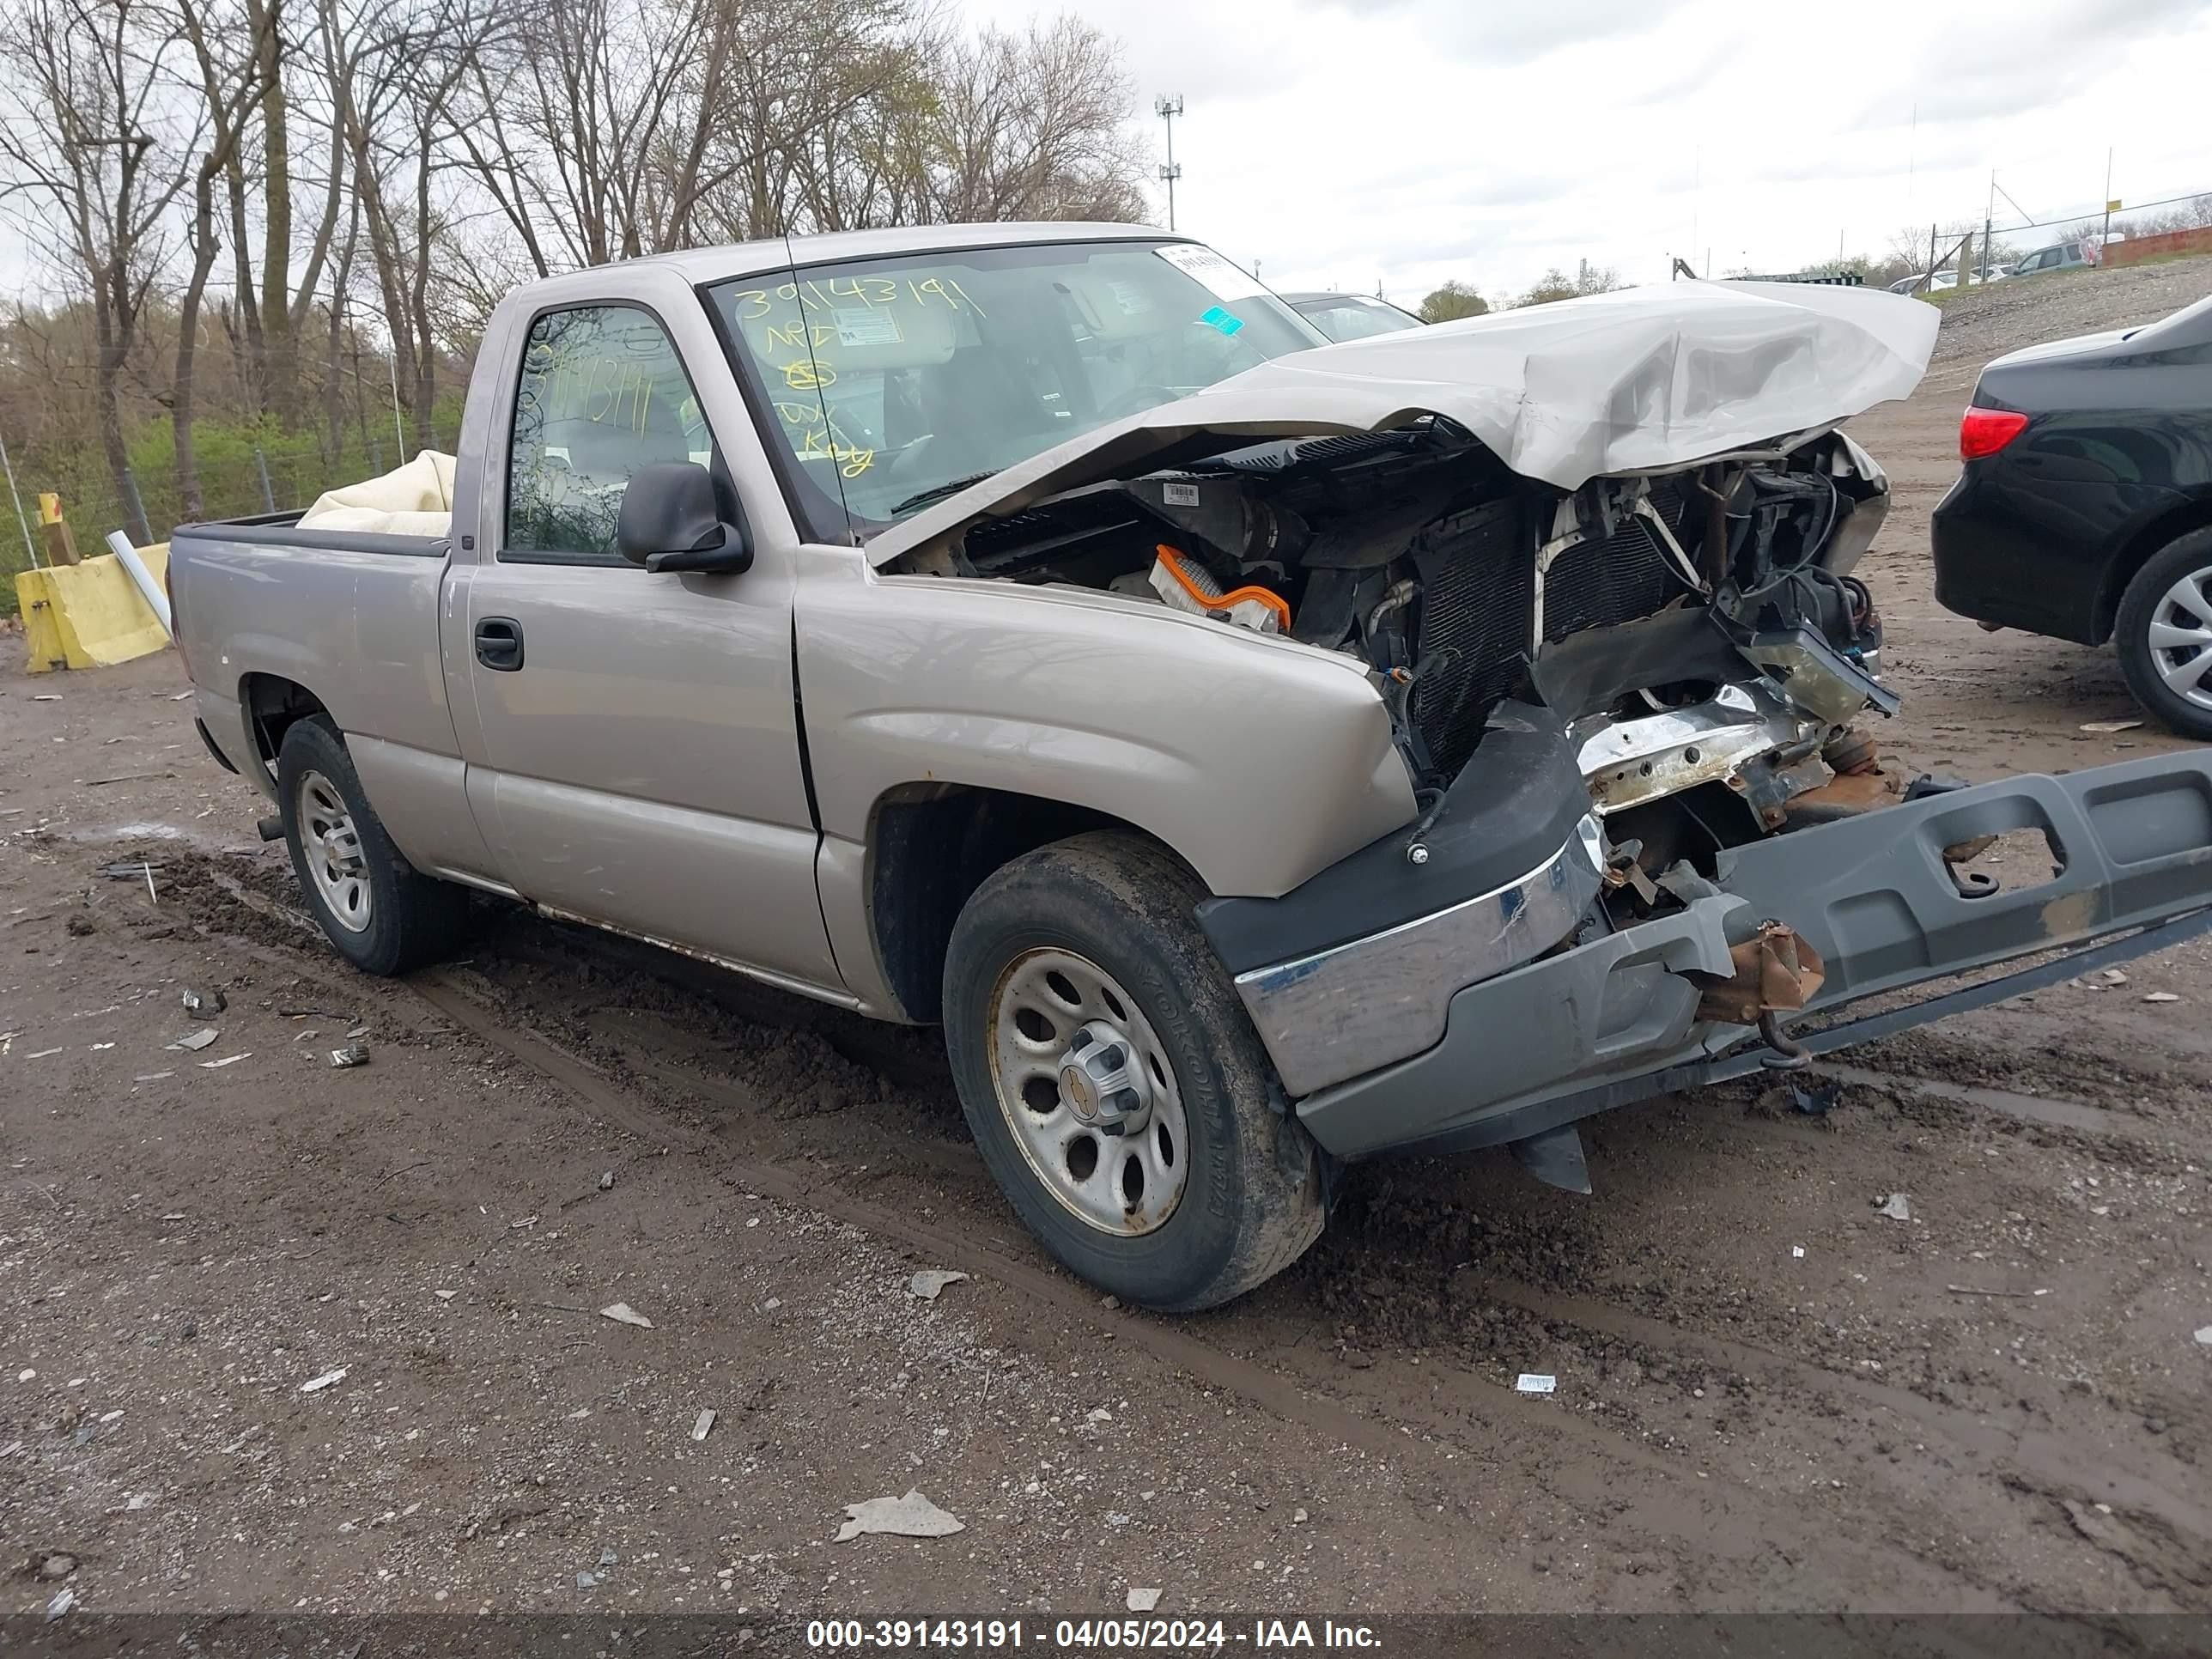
297;451;457;537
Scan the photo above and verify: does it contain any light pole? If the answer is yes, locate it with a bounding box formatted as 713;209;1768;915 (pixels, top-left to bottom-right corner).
1154;94;1183;231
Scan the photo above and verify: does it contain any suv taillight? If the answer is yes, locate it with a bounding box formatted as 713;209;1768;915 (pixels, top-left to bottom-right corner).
1960;405;2028;460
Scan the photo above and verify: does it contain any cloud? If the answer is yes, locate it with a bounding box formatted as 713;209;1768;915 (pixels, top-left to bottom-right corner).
893;0;2212;301
1853;0;2211;125
1305;0;1701;65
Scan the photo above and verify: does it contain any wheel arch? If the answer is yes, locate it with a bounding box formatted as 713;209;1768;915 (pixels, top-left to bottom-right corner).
2095;492;2212;643
865;782;1197;1025
239;672;336;782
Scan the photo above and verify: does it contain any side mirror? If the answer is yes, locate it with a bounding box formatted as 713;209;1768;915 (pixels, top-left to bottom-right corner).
617;462;753;575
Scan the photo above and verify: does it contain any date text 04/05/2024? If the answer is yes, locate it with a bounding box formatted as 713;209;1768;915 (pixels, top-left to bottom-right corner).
804;1618;1383;1650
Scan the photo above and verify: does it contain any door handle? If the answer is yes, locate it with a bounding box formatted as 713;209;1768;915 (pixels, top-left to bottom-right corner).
475;616;525;672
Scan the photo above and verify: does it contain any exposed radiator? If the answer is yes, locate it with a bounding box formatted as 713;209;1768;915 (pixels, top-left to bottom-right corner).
1413;485;1692;775
1541;514;1680;643
1408;506;1534;775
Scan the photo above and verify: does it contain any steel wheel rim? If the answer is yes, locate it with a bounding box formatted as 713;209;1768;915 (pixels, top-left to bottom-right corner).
296;769;371;933
2148;564;2212;712
986;946;1189;1236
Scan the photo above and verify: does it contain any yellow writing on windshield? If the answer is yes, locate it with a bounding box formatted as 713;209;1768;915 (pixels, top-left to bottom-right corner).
798;428;876;478
728;271;987;323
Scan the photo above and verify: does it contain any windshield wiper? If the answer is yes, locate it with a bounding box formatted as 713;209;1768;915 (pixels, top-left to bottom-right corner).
892;471;997;515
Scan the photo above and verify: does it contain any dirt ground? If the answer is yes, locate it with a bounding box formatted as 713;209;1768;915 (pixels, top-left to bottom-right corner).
5;261;2212;1635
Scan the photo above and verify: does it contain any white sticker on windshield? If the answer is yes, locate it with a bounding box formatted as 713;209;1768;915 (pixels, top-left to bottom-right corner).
833;307;902;347
1153;244;1267;302
1108;279;1152;317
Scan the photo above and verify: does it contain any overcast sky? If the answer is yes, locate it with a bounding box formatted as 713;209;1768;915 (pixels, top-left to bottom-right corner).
969;0;2212;302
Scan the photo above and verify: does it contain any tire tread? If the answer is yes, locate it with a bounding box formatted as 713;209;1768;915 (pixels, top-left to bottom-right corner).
943;830;1324;1311
277;717;469;975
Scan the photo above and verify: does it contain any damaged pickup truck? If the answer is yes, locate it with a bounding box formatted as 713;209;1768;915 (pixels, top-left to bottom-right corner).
169;224;2212;1310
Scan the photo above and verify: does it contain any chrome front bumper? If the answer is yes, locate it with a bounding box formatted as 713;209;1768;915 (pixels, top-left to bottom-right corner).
1231;817;1604;1096
1231;681;1824;1097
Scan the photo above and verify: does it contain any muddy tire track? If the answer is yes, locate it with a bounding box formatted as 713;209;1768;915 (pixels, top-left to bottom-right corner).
144;839;2210;1610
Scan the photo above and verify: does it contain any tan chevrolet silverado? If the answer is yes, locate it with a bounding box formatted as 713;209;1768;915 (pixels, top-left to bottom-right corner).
169;222;2212;1310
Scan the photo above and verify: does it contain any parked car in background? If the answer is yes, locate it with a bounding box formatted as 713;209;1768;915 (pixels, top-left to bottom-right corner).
1282;291;1425;341
2008;239;2101;279
1933;291;2212;737
1887;270;1959;295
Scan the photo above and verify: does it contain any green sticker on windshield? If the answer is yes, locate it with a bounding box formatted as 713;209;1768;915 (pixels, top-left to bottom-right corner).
1200;305;1245;336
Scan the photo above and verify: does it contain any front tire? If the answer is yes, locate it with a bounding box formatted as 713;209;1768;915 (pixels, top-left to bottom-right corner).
942;832;1326;1311
276;716;469;975
2116;527;2212;741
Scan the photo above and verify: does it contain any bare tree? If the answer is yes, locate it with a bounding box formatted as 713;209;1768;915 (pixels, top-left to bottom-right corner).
0;0;199;541
316;190;362;455
0;0;1152;547
454;0;939;258
920;19;1147;225
455;0;682;267
170;0;281;519
726;0;940;237
221;0;349;422
325;0;487;449
451;0;1140;261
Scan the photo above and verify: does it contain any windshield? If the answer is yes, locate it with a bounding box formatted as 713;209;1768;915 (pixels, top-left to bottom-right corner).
1291;296;1424;343
708;239;1323;540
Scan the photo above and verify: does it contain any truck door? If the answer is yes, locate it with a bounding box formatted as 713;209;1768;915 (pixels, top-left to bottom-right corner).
448;296;841;994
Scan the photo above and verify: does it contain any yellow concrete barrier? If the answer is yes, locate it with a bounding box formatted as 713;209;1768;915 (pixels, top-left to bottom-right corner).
15;544;172;672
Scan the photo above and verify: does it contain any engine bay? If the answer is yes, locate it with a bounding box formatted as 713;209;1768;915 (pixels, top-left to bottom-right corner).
890;416;1897;884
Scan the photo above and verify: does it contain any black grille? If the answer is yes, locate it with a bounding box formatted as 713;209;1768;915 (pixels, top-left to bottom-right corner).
1541;514;1681;643
1408;505;1532;775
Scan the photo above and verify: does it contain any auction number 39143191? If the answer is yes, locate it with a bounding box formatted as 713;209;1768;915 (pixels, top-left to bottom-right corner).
804;1618;1383;1650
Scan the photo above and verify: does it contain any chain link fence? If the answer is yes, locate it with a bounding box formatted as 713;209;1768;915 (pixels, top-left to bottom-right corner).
3;416;464;599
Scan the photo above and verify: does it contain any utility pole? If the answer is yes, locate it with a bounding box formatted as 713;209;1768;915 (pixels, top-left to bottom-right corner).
2102;147;2116;254
1154;94;1183;231
1689;145;1699;278
1984;170;1995;283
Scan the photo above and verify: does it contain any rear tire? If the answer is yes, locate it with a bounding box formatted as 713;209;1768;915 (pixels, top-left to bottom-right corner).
942;831;1326;1311
276;716;470;975
2116;527;2212;741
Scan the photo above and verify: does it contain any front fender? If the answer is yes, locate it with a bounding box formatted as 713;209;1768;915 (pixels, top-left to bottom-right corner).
795;560;1417;898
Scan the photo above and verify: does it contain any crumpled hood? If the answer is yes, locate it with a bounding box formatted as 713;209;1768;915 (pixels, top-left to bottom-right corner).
868;279;1938;568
